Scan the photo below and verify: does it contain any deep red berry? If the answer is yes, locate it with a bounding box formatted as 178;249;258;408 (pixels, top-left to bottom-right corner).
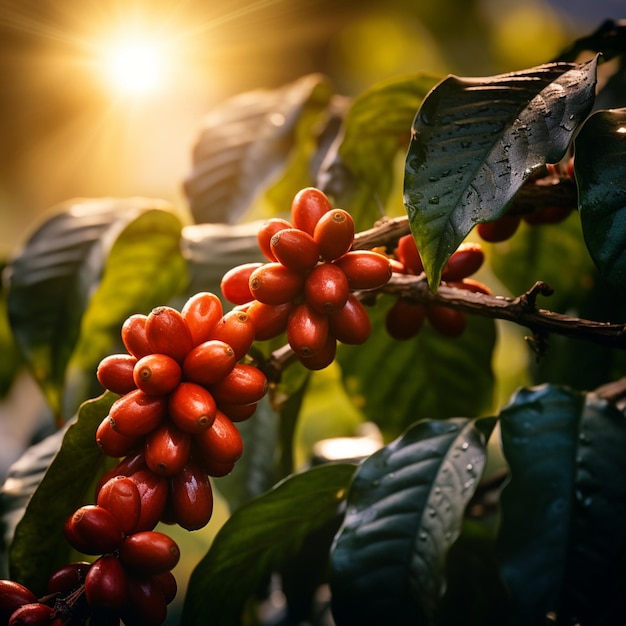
121;314;152;359
291;187;333;235
145;422;191;477
169;461;214;531
304;263;350;313
221;262;263;305
108;390;167;438
209;364;268;406
96;476;142;535
286;303;329;357
333;250;392;290
84;555;129;611
313;208;355;262
328;294;371;345
195;410;244;465
63;505;124;555
119;531;180;575
208;310;255;361
270;228;320;272
96;354;137;395
385;298;427;340
168;382;217;434
257;218;292;261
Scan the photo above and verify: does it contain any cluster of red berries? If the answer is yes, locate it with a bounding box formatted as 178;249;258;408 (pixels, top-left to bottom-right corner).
220;188;393;370
386;235;491;340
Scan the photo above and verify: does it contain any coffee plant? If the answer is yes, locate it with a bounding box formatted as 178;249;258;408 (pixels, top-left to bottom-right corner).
2;17;626;626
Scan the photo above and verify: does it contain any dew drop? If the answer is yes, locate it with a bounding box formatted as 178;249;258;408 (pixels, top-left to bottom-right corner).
428;196;440;205
461;441;469;450
428;508;437;518
466;463;474;472
419;532;428;541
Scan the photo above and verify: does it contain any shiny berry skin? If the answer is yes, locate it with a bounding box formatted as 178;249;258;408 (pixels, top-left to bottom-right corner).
385;298;427;340
152;571;177;605
195;410;244;465
257;218;292;261
286;303;329;357
426;305;467;337
145;306;194;363
96;417;142;458
0;580;37;622
270;228;320;272
209;310;255;361
119;531;180;575
181;291;223;346
328;294;371;345
123;575;168;626
96;476;142;535
219;402;258;422
395;234;423;274
121;314;152;359
127;468;169;532
313;208;355;262
441;242;484;281
7;602;54;626
84;555;129;611
290;187;333;235
299;335;337;371
169;381;217;434
245;300;293;341
169;461;214;531
145;422;191;477
476;213;521;242
304;263;349;313
182;341;237;387
133;353;182;395
333;250;392;290
108;390;167;438
447;278;492;295
209;364;268;406
46;562;91;595
221;263;263;305
249;263;305;305
96;354;137;395
63;505;124;555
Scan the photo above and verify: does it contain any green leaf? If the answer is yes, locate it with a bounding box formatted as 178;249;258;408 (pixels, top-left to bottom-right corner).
497;384;626;624
320;74;441;230
575;108;626;290
404;59;597;289
182;463;355;626
337;295;495;439
6;198;182;422
329;417;494;626
8;392;115;594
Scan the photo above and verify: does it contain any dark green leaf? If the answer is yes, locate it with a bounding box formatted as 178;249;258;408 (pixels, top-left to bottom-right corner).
182;74;333;224
320;74;441;230
497;384;626;624
182;463;355;626
330;418;493;626
575;108;626;289
337;295;495;439
7;392;115;594
555;19;626;64
6;198;182;421
404;59;597;289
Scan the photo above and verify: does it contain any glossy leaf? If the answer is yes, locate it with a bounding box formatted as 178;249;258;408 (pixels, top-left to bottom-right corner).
337;295;495;440
7;392;115;594
575;108;626;290
329;418;494;626
182;463;355;626
404;59;597;289
183;74;333;224
6;198;182;422
319;74;440;230
498;384;626;624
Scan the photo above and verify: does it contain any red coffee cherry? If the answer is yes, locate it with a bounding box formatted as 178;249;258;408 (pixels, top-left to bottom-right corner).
127;468;169;532
96;417;142;458
84;555;129;611
219;402;258;422
152;571;177;605
333;250;392;291
197;454;236;478
313;209;355;262
0;580;37;622
182;340;237;387
169;461;214;531
298;335;337;371
304;264;350;313
145;422;191;477
96;354;137;395
133;354;182;395
523;205;573;225
119;531;180;575
145;306;194;363
385;298;427;340
286;303;329;357
181;291;223;346
46;562;91;595
291;187;333;235
169;382;218;433
245;300;293;341
221;262;263;305
328;294;371;345
195;410;244;465
395;234;423;274
476;213;521;242
249;263;305;305
426;305;467;337
123;575;168;626
96;476;142;535
208;310;255;361
270;228;320;272
447;278;493;295
108;390;167;438
7;602;54;626
121;314;152;359
209;364;268;406
441;242;484;281
63;505;124;555
257;218;292;261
